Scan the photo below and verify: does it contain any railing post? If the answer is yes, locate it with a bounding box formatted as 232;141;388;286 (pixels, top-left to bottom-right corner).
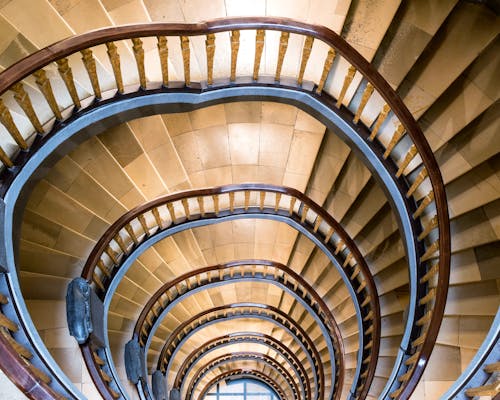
125;337;146;384
66;277;105;345
152;370;167;400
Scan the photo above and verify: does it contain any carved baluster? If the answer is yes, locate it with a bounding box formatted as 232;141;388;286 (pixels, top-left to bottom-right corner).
335;239;345;255
205;33;215;85
418;215;438;241
229;192;235;212
81;49;102;99
353;82;374;123
369;104;391;141
230;30;240;82
106;42;124;93
167;202;176;222
396;144;417;177
138;214;148;235
182;199;190;219
343;253;353;268
197;196;205;216
275;31;289;81
152;207;163;229
288;197;297;215
324;227;334;243
297;36;314;86
157;36;169;87
300;204;309;223
420;240;439;262
33;69;62;120
361;295;371;308
131;38;147;89
313;216;322;232
244;191;250;210
413;191;434;218
125;223;138;244
93;272;105;292
56;58;81;108
259;191;265;210
416;310;433;326
0;146;13;168
273;193;281;211
105;247;118;264
212;194;219;215
316;48;335;94
407;167;428;198
0;98;27;149
10;83;44;133
350;266;360;280
114;235;127;253
251;29;265;81
336;65;356;108
383;123;405;159
420;263;438;283
96;260;110;278
180;36;191;86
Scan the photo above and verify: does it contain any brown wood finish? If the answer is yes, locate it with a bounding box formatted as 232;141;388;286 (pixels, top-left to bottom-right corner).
173;333;312;399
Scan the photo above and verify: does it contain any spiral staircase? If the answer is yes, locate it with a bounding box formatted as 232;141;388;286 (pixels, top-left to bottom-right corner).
0;1;498;400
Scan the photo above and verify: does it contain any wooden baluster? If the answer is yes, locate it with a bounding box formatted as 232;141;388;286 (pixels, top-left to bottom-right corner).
56;58;81;108
0;98;27;149
167;202;176;222
316;48;335;94
389;386;404;399
313;216;322;232
0;293;8;304
275;31;289;82
152;207;163;229
383;123;405;159
336;65;356;108
335;239;345;255
416;310;432;326
419;287;436;306
404;352;419;366
33;69;62;120
407;167;428;198
96;260;110;278
418;215;438;241
420;240;439;262
125;223;138;244
131;38;147;89
182;198;190;219
398;366;414;383
81;49;102;99
205;33;215;85
274;193;281;211
219;269;224;281
196;274;201;286
244;191;250;211
105;247;118;264
229;192;235;212
138;214;148;235
356;280;367;294
289;197;297;215
324;227;334;243
363;310;373;321
10;83;44;133
343;253;353;267
93;272;105;291
396;144;417;178
259;191;265;210
413;191;434;218
369;104;390;141
297;36;314;86
300;204;309;223
353;82;374;123
465;383;500;397
230;30;240;82
157;36;169;87
361;295;371;308
0;147;13;168
106;42;124;93
197;196;205;216
180;36;191;86
0;329;32;358
252;29;265;81
412;332;426;347
212;195;219;215
420;263;438;283
0;313;18;332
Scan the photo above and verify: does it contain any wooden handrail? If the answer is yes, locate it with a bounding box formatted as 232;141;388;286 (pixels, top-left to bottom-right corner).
173;333;312;399
197;368;287;400
0;17;450;400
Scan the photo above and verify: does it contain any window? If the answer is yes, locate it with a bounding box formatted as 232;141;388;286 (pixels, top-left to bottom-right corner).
204;378;279;400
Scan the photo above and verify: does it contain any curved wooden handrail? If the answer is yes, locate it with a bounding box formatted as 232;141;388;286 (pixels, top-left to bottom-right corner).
154;303;326;400
185;352;300;400
198;369;287;400
0;17;450;400
173;333;312;400
81;185;377;399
